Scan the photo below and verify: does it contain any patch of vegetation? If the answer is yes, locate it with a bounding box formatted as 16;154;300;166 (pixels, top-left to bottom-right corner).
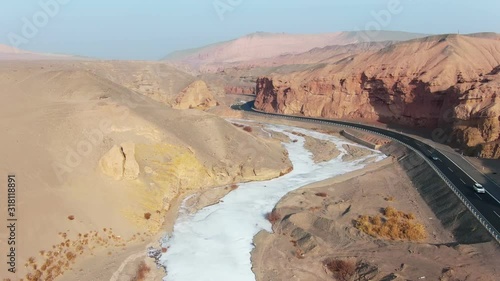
324;259;357;281
243;126;253;132
24;229;143;281
355;206;427;241
265;210;281;225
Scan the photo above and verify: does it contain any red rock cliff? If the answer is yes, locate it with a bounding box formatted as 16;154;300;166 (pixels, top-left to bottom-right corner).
255;35;500;158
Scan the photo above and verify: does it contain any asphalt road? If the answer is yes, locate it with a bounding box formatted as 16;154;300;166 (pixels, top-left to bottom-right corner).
234;101;500;240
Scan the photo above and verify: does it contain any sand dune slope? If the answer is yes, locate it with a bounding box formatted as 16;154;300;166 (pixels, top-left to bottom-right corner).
0;61;290;280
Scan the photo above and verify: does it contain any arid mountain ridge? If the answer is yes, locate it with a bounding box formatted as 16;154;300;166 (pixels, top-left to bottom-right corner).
252;33;500;158
0;60;292;278
3;31;500;158
164;31;428;72
0;43;76;60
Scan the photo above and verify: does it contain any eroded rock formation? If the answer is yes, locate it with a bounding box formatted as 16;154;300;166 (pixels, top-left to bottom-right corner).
224;85;255;95
99;143;140;180
254;35;500;158
173;80;218;109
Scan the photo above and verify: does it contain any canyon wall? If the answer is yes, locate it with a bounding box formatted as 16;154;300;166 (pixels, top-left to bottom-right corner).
254;35;500;158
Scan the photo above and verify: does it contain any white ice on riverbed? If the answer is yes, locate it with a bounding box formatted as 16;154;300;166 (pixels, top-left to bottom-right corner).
159;123;386;281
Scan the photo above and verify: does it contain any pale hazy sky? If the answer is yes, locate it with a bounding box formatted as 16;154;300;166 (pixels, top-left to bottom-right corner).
1;0;499;60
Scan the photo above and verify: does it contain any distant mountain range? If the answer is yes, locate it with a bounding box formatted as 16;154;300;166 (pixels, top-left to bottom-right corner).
163;31;430;72
0;44;76;60
252;32;500;158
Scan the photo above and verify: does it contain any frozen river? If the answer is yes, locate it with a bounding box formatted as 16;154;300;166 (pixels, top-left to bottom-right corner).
159;122;386;281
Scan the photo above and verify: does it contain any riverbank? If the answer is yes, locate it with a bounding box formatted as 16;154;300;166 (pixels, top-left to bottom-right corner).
56;119;386;281
157;121;385;281
251;144;500;281
58;183;241;281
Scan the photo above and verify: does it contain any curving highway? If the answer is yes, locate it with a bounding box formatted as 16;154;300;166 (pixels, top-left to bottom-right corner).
233;101;500;243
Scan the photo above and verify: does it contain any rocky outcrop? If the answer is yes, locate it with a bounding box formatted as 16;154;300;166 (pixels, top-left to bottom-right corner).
173;80;218;109
121;142;140;180
163;31;427;72
478;142;500;158
99;143;140;180
99;145;125;180
254;35;500;158
224;85;255;95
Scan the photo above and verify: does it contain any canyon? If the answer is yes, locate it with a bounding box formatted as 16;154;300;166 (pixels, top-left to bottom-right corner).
2;29;500;281
253;34;500;158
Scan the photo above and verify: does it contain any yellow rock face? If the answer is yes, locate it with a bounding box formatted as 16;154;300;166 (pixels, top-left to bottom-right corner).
135;143;211;190
123;143;215;233
122;142;140;180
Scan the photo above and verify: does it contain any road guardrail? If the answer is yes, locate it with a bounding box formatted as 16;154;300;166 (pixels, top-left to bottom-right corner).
246;106;500;244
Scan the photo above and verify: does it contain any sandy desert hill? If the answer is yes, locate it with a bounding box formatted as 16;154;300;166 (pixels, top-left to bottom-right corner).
80;61;200;103
13;60;229;108
164;31;427;72
203;41;401;96
0;30;499;280
254;33;500;158
0;60;291;280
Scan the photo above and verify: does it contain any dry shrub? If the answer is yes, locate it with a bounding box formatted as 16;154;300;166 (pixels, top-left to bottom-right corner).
356;207;426;241
383;206;398;217
243;126;253;132
266;210;281;225
65;252;76;262
294;248;305;259
230;184;239;190
68;215;75;220
26;270;43;281
144;213;151;220
385;196;395;202
315;192;328;197
25;224;137;280
384;206;416;220
132;261;151;281
324;259;357;281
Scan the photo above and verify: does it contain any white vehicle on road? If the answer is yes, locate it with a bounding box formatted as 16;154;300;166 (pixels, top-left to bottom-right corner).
473;183;486;194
